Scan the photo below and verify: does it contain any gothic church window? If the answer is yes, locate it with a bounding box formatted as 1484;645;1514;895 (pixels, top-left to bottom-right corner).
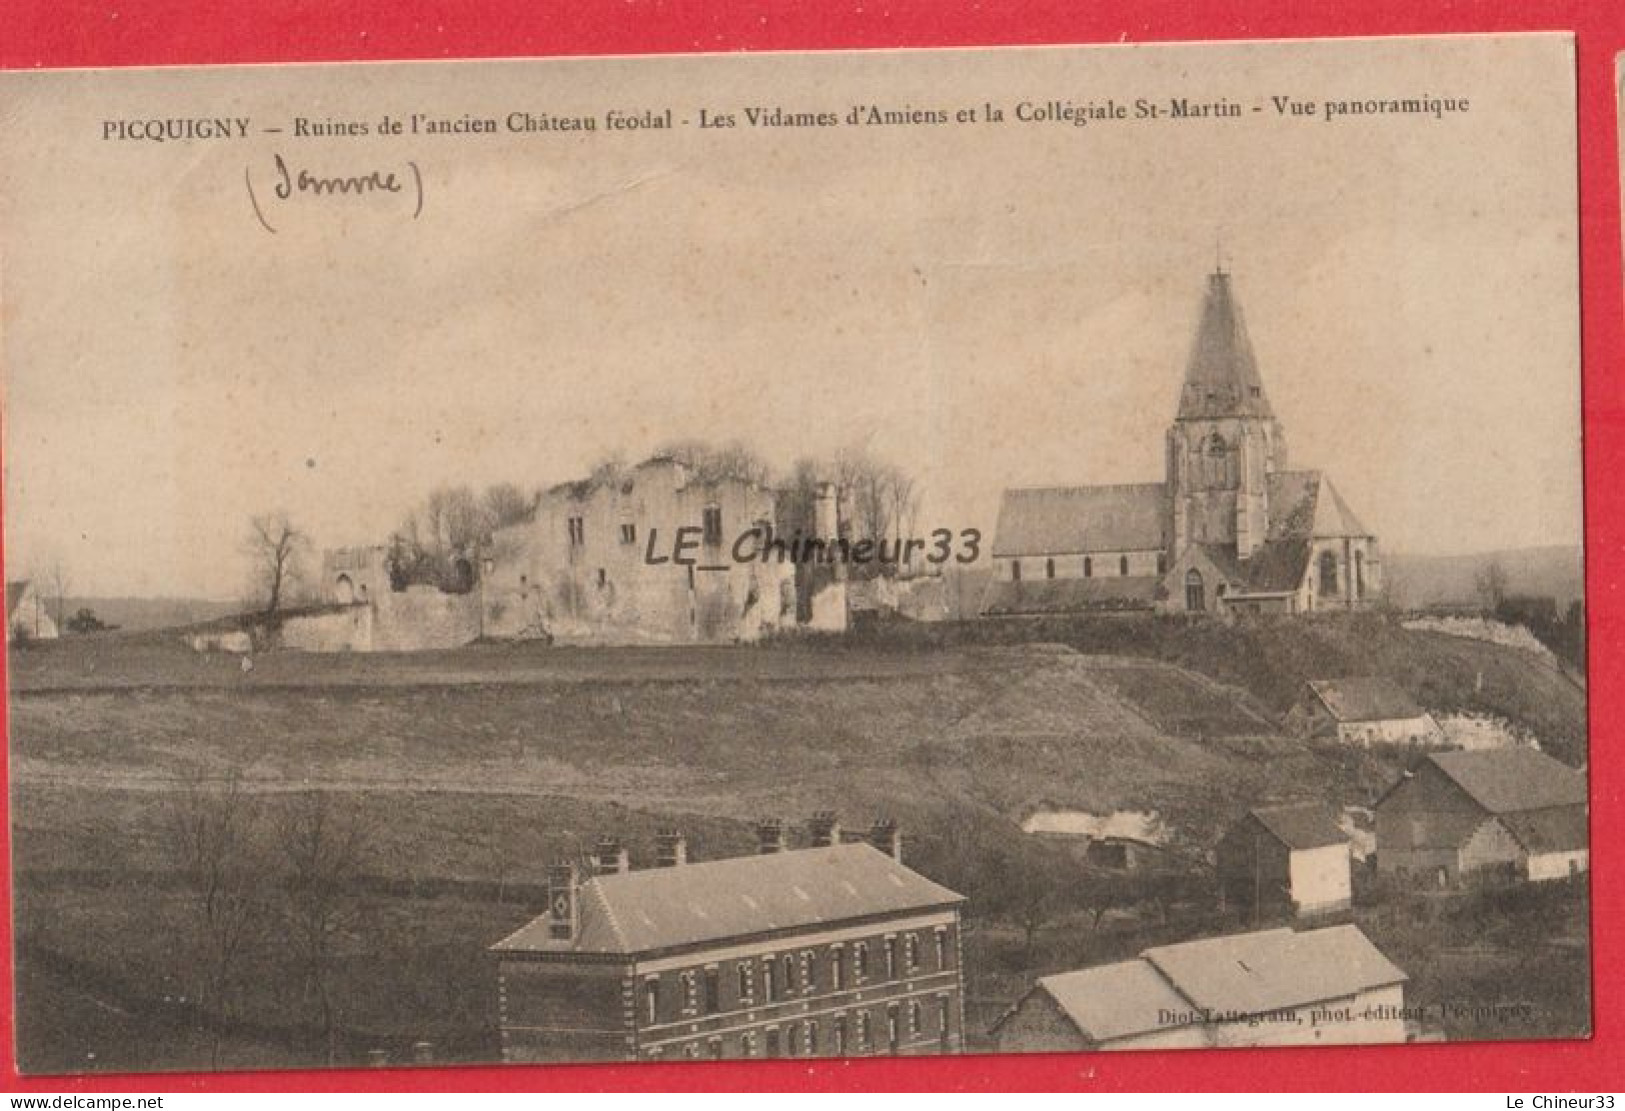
1319;552;1340;597
1185;569;1205;612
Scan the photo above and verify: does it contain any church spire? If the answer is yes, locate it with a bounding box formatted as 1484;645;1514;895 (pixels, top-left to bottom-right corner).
1176;269;1274;421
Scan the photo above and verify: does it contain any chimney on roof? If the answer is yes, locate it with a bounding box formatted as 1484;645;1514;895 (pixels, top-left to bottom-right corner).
809;811;842;848
757;818;786;855
870;818;902;862
655;829;688;867
546;861;578;941
595;836;629;876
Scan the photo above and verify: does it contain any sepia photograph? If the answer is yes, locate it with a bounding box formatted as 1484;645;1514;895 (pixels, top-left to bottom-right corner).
0;32;1589;1076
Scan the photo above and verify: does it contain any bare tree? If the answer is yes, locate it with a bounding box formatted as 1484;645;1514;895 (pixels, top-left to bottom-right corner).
1475;559;1509;613
164;764;265;1067
245;513;307;617
482;481;537;532
655;439;773;487
834;445;924;577
272;791;376;1065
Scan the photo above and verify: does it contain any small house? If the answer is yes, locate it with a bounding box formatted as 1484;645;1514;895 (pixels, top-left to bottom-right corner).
6;579;58;642
1375;749;1588;886
1216;802;1351;920
991;924;1408;1052
1288;678;1443;746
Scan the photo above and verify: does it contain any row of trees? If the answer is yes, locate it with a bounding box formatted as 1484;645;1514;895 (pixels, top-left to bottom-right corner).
166;769;376;1067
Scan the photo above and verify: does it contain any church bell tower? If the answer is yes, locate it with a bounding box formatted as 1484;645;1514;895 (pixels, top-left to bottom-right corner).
1166;269;1287;560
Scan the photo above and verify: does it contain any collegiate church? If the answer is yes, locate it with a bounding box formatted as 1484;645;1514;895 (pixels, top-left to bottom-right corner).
982;269;1381;618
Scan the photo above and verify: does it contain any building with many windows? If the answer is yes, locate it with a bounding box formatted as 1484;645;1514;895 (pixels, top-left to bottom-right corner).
490;817;967;1063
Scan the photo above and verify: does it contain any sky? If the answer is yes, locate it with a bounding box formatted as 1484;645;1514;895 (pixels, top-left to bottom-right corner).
0;35;1582;599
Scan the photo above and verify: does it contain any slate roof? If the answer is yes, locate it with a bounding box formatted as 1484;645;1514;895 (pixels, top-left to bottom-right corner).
1244;802;1350;851
990;484;1167;557
1142;925;1406;1017
1264;471;1371;541
1034;960;1198;1043
491;843;964;957
1306;678;1427;723
1176;271;1275;421
1196;540;1311;596
1427;749;1587;815
1498;807;1589;855
979;575;1160;616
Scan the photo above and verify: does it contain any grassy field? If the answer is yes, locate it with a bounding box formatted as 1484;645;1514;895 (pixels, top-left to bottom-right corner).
6;615;1590;1073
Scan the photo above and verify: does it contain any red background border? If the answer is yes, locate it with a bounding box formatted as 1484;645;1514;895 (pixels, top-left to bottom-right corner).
1;0;1621;1093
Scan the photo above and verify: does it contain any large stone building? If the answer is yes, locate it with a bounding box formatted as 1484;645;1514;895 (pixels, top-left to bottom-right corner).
1375;749;1588;886
982;270;1381;618
490;818;966;1063
297;456;851;651
482;456;825;645
991;925;1408;1052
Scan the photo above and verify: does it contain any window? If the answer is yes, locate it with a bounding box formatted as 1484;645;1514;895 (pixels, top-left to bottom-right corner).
620;522;636;545
886;1005;901;1053
786;1022;800;1057
680;971;699;1014
782;955;796;995
1045;558;1055;580
766;1028;781;1058
1084;556;1093;578
1119;555;1129;576
1157;553;1167;575
908;1000;922;1036
737;961;753;1004
884;936;897;979
903;933;919;973
596;567;607;588
567;516;585;546
1354;551;1365;599
702;505;724;547
937;995;952;1050
831;946;845;990
1010;560;1021;583
1185;568;1205;613
853;942;868;982
1318;551;1339;597
708;1037;723;1060
644;978;660;1025
833;1017;848;1057
763;957;777;1002
703;967;720;1014
934;928;949;970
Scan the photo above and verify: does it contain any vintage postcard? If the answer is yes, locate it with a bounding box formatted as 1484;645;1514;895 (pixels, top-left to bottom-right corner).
0;34;1586;1074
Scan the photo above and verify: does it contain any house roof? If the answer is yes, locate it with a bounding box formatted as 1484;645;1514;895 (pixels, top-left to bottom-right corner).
1306;678;1426;723
990;484;1167;557
1195;540;1311;596
1034;959;1198;1043
5;580;30;620
979;575;1160;616
1426;749;1587;815
1143;925;1406;1017
1243;802;1350;851
491;843;964;957
1176;271;1275;421
1265;471;1371;542
1498;807;1589;856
